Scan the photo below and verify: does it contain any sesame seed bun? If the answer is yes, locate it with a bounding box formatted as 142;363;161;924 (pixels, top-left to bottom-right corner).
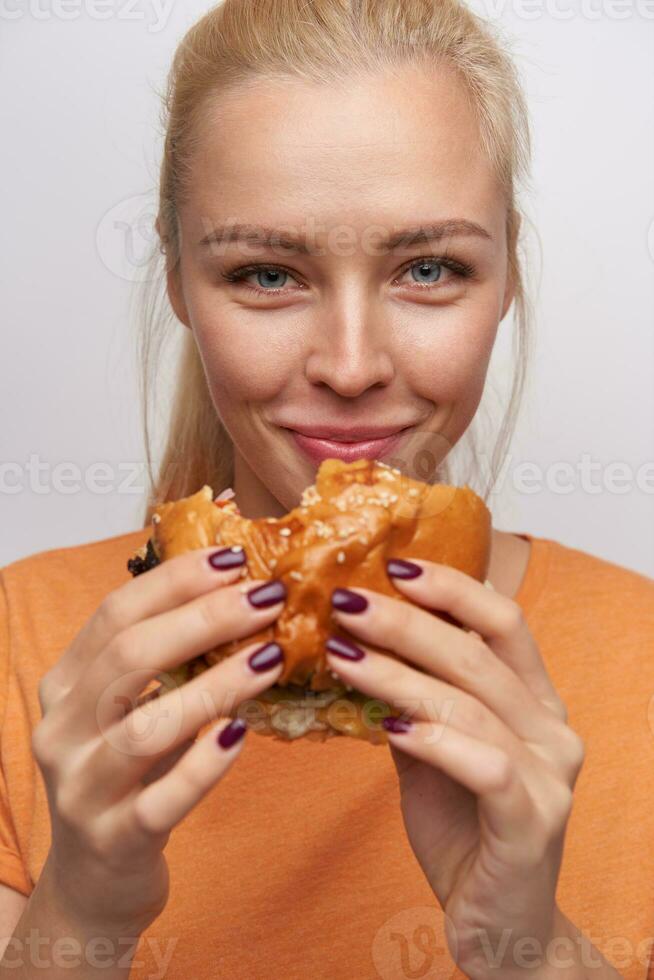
128;458;491;745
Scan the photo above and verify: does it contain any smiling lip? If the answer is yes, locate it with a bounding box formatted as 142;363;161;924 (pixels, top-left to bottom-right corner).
285;426;410;464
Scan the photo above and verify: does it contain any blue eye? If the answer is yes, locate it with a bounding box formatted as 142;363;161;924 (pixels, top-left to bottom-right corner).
408;260;443;284
252;268;289;289
220;254;475;297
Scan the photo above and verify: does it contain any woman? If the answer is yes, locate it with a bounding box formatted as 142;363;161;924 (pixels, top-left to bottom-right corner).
1;1;652;978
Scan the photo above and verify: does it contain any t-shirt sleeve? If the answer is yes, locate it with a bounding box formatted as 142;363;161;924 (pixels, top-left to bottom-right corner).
0;573;32;896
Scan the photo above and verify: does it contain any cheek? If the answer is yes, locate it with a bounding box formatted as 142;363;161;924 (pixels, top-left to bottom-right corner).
397;303;498;405
189;287;296;405
199;326;291;406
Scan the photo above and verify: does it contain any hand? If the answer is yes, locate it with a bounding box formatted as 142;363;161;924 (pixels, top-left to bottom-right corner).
324;559;585;980
32;547;288;935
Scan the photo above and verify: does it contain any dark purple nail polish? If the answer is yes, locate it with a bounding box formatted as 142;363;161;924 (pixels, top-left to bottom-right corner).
248;642;284;672
331;587;368;614
382;715;412;734
247;579;287;608
386;558;423;580
325;634;366;661
208;546;246;570
217;717;247;749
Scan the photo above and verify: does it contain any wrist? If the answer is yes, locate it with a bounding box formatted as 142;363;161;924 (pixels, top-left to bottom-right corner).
467;908;623;980
39;850;151;940
533;907;624;980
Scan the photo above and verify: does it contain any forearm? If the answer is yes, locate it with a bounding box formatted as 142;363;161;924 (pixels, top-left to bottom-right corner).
0;863;144;979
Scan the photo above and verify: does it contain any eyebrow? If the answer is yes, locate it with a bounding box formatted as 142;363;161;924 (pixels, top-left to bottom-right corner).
198;219;492;254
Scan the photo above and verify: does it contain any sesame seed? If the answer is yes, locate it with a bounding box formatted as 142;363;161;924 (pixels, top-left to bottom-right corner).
230;545;243;553
289;570;303;581
152;513;161;524
336;550;346;563
265;517;277;524
279;527;292;536
408;488;419;497
269;558;277;568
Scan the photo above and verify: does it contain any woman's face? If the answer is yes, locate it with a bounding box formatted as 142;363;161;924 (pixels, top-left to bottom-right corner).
168;64;515;517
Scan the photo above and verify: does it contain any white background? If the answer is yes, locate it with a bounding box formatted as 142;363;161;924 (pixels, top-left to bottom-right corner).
1;0;653;577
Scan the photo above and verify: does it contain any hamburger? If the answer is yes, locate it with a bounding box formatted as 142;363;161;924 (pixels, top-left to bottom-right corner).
127;458;491;744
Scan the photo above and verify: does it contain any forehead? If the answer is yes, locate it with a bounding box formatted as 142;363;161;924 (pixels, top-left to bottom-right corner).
184;65;504;236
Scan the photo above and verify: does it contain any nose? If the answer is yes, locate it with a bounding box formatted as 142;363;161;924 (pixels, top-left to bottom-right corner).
304;298;395;397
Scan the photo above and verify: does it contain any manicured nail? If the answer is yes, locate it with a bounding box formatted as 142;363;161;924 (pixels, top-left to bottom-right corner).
208;546;246;570
386;558;423;579
247;579;287;608
248;642;284;672
331;587;368;614
217;717;247;749
325;634;366;661
382;716;412;734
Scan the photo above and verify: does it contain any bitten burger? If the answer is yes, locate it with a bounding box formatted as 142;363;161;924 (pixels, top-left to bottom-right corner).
128;458;491;744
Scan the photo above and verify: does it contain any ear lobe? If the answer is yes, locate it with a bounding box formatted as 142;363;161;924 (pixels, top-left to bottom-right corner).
500;269;516;322
155;216;191;328
166;266;192;329
500;209;522;321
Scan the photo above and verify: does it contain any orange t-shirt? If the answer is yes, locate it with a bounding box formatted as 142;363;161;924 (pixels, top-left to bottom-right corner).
0;528;653;979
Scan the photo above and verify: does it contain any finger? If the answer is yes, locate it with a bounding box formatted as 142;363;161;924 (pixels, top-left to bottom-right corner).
140;737;196;788
69;575;286;730
330;586;558;743
132;714;250;836
48;545;250;698
325;638;527;764
381;718;538;860
93;639;285;799
367;561;563;713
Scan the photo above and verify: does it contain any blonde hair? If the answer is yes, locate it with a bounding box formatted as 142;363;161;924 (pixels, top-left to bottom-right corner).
137;0;533;525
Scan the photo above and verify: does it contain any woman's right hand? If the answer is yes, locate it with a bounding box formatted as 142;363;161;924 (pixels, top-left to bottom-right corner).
30;545;287;935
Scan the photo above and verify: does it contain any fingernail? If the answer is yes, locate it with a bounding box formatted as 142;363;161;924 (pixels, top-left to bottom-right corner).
331;587;368;614
247;579;287;608
208;546;246;570
216;717;247;749
325;634;366;661
382;716;412;734
248;642;284;672
386;558;423;579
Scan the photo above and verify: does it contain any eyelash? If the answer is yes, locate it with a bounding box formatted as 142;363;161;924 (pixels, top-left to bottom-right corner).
219;254;477;297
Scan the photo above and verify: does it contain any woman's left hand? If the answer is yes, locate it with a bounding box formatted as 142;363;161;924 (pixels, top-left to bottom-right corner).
324;558;586;980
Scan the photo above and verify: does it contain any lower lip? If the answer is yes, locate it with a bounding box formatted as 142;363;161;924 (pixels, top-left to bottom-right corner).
287;429;407;465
